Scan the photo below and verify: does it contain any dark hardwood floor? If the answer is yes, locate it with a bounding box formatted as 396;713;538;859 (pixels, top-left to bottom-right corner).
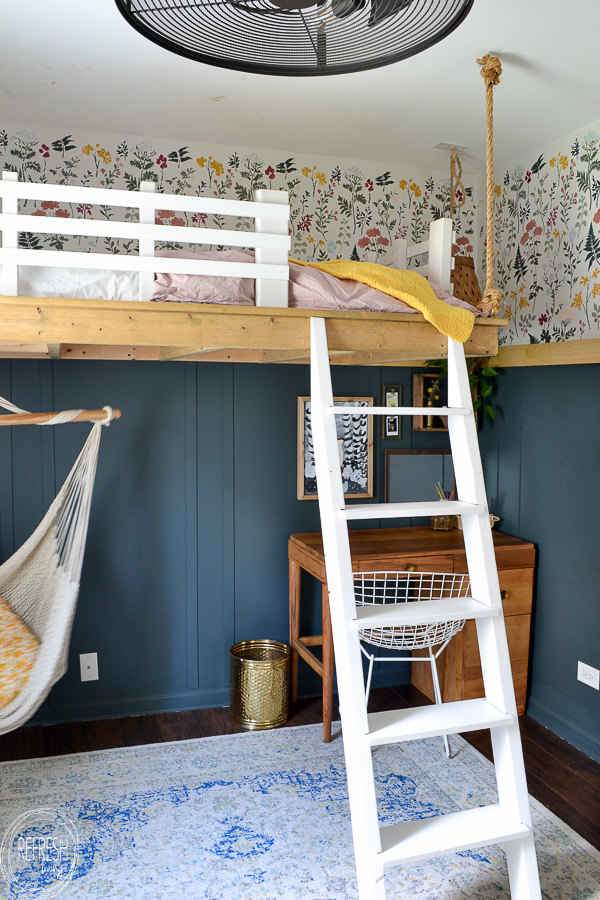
1;685;598;851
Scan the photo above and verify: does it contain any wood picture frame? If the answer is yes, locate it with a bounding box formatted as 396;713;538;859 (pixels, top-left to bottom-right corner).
380;384;402;440
412;372;448;432
297;396;373;500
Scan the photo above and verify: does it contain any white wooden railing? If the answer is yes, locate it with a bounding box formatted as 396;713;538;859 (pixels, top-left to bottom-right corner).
394;218;455;293
0;172;291;307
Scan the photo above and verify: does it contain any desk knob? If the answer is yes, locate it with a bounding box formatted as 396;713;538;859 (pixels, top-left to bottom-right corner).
501;589;509;601
404;563;415;572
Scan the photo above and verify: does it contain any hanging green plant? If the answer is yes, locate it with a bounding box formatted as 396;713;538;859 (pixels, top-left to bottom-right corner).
425;358;499;424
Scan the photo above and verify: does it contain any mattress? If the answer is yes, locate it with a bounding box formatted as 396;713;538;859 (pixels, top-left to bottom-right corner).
1;252;482;316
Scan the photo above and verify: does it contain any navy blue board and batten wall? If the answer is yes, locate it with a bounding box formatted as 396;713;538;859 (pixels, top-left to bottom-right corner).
479;363;600;763
0;358;598;764
0;360;436;720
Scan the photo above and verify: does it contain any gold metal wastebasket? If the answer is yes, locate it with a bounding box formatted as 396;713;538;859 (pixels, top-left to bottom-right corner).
229;639;289;730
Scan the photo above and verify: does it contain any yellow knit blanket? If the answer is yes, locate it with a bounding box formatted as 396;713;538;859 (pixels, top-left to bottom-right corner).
291;258;475;343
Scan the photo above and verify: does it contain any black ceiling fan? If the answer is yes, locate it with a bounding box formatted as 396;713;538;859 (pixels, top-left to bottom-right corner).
115;0;474;76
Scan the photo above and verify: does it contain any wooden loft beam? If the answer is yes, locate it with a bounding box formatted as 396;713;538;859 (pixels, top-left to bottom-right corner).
0;342;51;358
58;345;164;361
490;338;600;367
161;349;315;363
0;296;504;364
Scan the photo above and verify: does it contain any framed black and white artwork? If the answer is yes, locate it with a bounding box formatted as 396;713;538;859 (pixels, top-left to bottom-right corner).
297;396;373;500
381;384;402;439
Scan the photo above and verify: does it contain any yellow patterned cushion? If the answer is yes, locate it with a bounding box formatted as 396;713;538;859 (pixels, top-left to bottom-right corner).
0;596;39;709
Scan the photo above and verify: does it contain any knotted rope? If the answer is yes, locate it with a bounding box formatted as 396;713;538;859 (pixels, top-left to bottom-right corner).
477;53;503;316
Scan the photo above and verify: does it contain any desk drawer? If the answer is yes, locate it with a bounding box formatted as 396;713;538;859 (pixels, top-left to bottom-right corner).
449;566;533;616
463;615;531;714
499;569;534;616
356;555;453;574
454;545;535;573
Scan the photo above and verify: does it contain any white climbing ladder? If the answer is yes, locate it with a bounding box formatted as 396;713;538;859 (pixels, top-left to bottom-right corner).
309;316;541;899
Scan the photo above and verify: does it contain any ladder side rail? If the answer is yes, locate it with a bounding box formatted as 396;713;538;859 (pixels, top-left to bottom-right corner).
254;189;289;308
446;336;542;898
310;316;385;899
1;171;18;296
446;337;521;716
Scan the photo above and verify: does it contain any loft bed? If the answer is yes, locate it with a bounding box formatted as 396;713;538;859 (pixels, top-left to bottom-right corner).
0;172;504;365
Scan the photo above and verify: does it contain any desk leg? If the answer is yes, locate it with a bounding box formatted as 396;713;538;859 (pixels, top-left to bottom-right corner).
321;582;335;743
289;558;301;704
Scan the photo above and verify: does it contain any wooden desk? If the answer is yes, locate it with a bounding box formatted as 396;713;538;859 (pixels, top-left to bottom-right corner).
288;526;535;742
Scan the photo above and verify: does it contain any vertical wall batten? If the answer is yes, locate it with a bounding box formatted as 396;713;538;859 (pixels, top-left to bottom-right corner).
0;360;14;560
184;363;199;691
221;365;236;659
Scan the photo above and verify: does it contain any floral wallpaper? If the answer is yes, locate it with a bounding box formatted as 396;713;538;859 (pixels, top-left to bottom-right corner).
494;121;600;346
0;126;476;266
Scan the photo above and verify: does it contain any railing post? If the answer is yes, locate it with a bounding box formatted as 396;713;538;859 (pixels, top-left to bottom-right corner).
254;189;289;308
393;238;407;270
1;171;19;296
139;180;156;301
428;218;455;293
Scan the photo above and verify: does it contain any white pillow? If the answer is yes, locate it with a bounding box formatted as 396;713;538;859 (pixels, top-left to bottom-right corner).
0;266;139;302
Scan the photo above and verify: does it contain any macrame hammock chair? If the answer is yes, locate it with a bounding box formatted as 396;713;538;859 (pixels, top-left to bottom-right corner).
0;398;119;734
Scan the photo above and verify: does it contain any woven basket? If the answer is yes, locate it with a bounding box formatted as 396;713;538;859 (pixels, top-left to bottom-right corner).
229;639;289;730
451;255;483;310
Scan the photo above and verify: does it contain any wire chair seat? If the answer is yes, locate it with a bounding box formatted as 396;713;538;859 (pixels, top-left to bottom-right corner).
354;570;471;758
354;570;470;649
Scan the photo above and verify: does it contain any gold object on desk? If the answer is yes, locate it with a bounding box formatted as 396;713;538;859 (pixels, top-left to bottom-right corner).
430;515;453;531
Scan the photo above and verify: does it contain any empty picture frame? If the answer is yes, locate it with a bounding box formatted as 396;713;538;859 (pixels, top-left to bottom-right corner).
297;396;374;500
384;448;453;504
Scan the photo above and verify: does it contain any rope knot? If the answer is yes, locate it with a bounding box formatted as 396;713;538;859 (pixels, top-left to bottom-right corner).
480;288;503;316
477;54;502;86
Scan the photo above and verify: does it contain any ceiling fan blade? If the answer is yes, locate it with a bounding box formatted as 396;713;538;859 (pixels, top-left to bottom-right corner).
368;0;412;27
330;0;366;19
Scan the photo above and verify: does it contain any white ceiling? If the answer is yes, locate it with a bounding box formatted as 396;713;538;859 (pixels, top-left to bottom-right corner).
1;1;599;173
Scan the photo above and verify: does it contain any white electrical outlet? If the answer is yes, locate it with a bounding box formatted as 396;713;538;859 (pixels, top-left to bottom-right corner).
80;652;99;682
577;661;599;690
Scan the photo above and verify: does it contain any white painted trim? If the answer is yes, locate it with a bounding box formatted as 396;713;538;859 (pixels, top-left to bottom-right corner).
0;215;290;250
254;189;289;308
0;178;289;219
0;248;288;281
0;172;291;306
1;171;18;295
139;180;155;302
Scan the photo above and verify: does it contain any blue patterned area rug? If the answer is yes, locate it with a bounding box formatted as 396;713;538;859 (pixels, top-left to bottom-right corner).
0;723;598;899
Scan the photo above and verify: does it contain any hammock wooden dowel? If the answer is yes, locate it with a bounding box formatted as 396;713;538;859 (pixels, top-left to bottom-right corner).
0;408;121;426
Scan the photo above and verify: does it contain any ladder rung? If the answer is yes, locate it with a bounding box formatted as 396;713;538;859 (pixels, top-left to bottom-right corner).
366;699;514;747
379;805;531;866
351;596;499;630
344;500;484;521
328;406;469;417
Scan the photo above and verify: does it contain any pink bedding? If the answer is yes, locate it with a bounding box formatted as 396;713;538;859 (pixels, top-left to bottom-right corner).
150;249;483;316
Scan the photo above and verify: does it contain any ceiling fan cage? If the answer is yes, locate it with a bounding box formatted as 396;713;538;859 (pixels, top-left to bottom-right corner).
115;0;474;76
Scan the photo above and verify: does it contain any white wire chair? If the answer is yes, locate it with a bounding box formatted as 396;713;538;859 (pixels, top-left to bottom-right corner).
354;570;470;757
